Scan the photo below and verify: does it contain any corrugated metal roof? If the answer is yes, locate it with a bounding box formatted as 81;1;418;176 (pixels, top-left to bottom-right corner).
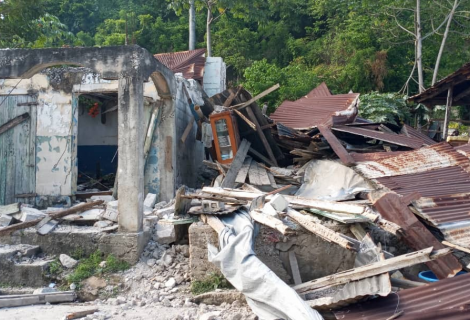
297;82;331;100
412;193;470;225
154;49;206;81
456;143;470;158
401;124;437;146
334;273;470;320
332;126;424;149
270;94;359;130
350;151;407;162
355;143;469;179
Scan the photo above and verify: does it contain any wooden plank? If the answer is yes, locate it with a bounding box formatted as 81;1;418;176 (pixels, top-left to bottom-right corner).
245;106;278;166
165;136;173;171
373;192;462;279
66;309;99;320
200;214;225;233
307;209;369;224
223;85;243;108
0;200;104;236
248;161;271;186
232;84;280;111
266;184;292;195
248;147;276;167
235;157;252;184
318;125;355;166
350;223;368;240
289;251;303;285
287;209;356;251
202;187;367;215
221;139;251;188
442;240;470;254
250;209;292;235
233;108;256;130
144;102;161;158
180;117;194;143
174;186;191;217
294;247;449;294
267;172;278;188
0;112;30;136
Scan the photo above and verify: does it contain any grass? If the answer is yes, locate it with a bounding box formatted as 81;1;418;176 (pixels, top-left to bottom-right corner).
190;273;232;296
66;250;130;288
48;258;64;276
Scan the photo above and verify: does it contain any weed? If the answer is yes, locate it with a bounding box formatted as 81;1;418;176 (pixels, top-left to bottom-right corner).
48;258;63;276
104;254;130;273
190;273;232;295
71;248;85;260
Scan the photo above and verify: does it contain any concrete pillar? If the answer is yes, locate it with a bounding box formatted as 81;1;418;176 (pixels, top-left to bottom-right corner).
117;74;144;233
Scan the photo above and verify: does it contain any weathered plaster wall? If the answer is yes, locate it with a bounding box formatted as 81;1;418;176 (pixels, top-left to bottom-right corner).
203;57;226;98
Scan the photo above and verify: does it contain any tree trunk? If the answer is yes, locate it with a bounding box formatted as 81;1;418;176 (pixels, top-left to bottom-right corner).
432;0;459;85
206;5;212;57
415;0;424;93
189;0;196;50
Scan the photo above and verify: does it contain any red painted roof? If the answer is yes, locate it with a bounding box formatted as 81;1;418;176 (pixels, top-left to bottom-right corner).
154;48;206;81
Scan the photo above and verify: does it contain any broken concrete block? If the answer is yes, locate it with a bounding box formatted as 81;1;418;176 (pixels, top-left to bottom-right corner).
94;220;113;228
156;206;175;219
262;203;279;218
202;200;225;213
103;200;119;222
64;208;103;222
59;254;78;269
0;203;20;216
154;201;167;210
143;193;157;214
154;222;176;244
0;215;16;227
36;217;59;235
165;277;176;289
89;195;115;203
269;194;289;212
19;207;47;222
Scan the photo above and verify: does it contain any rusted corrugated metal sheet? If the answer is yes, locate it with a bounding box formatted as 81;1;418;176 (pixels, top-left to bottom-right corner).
456;143;470;159
297;82;331;100
350;151;407;162
355;143;469;179
154;49;206;81
401;124;437;146
334;273;470;320
270;94;359;130
332;126;424;149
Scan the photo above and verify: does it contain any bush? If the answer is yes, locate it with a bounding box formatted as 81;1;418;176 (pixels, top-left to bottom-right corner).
191;273;232;296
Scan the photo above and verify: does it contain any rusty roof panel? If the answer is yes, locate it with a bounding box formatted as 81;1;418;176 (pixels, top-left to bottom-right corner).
334;273;470;320
350;151;407;162
297;82;331;100
270;94;359;130
401;124;437;146
332;126;424;149
154;49;206;81
456;143;470;159
355;143;469;179
412;193;470;225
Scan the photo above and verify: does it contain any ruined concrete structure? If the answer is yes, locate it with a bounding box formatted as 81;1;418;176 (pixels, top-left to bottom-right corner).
0;46;213;262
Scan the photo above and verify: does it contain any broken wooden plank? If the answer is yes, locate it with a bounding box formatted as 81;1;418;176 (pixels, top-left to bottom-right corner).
223;85;243;108
235;157;252;184
307;208;370;224
248;147;276;167
66;309;99;320
250;209;292;235
144;102;161;159
200;214;225;233
215;161;226;176
0;113;30;136
232;84;280;111
289;251;303;286
0;201;104;236
183;194;247;205
15;193;37;198
202;187;366;215
442;240;470;254
180;116;194;143
221;139;251;188
318;125;355;166
266;184;292;195
174;186;192;217
294;247;449;294
233;108;256;130
286;208;356;251
203;160;230;172
248;161;271;186
245;106;279;166
350;223;368;240
267;172;278;188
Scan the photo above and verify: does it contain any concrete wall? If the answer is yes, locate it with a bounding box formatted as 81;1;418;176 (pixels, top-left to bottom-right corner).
203;57;226;98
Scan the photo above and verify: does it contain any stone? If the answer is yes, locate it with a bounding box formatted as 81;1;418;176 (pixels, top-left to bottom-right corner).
0;215;16;227
154;223;176;244
160;252;174;267
143;193;158;214
199;312;221;320
33;287;58;294
268;194;289;212
165;277;176;289
94;220;113;228
103;200;119;222
153;282;161;290
59;254;78;269
229;314;243;320
161;298;172;307
89;195;115;203
155;206;175;219
154;201;167;210
262;203;278;218
79;276;107;301
70;283;77;290
116;296;126;305
19;207;47;222
174;275;184;285
147;259;156;266
99;261;107;268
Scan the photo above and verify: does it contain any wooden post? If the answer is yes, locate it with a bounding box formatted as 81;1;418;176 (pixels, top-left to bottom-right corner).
443;86;453;140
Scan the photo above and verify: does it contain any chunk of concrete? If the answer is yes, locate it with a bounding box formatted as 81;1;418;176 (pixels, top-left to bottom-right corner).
94;220;113;228
0;214;17;227
262;203;279;218
165;277;176;289
155;206;175;219
0;203;20;216
154;222;176;244
103;200;119;222
19;207;47;222
154;201;167;210
269;194;289;212
33;287;58;294
89;195;115;203
59;254;78;269
143;193;157;215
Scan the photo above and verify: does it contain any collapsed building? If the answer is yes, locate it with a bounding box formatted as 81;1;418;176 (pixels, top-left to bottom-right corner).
1;46;470;320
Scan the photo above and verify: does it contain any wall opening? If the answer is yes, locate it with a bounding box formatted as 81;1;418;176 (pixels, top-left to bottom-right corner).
77;92;118;191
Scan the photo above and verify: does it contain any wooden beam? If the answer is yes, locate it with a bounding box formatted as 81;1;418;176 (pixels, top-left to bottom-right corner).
223;85;243;108
350;223;368;240
0;113;30;136
180;117;194;143
66;309;99;320
233;109;256;130
235;156;252;184
318;125;355;166
454;86;470;102
443;86;453;140
442;240;470;254
221;139;251;188
289;251;303;285
250;209;292;235
287;209;357;251
294;247;449;294
248;147;276;167
144;103;161;159
200;214;225;234
0;201;104;236
174;186;192;217
232;84;280;111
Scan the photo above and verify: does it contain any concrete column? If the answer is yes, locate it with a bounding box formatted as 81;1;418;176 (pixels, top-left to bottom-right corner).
118;74;144;233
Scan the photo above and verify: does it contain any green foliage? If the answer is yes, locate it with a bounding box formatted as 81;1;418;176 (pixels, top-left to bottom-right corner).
66;251;129;287
358;92;411;125
191;273;232;295
48;259;64;276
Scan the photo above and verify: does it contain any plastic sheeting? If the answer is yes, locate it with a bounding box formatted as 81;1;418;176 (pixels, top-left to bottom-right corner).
296;160;371;201
208;209;323;320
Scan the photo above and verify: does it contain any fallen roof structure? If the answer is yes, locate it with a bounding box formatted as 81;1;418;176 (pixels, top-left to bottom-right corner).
154;48;206;82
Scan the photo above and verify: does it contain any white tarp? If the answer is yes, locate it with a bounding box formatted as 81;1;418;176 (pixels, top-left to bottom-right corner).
296;160;372;201
208;209;323;320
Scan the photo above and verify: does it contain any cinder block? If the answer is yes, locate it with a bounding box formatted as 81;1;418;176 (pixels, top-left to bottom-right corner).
269;194;289;212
